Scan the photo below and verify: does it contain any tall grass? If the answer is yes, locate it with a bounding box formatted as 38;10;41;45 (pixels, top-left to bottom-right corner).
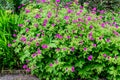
0;10;23;70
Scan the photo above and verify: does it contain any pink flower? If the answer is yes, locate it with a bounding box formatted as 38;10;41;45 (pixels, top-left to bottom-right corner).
36;42;39;46
42;44;48;49
32;53;37;58
93;44;96;47
41;0;46;3
67;9;73;14
71;66;75;72
47;12;52;18
18;24;23;27
89;25;93;29
106;39;110;42
71;47;75;51
50;63;53;67
88;55;93;61
37;48;41;54
103;54;107;57
26;68;31;72
80;6;83;9
56;48;60;51
8;44;12;47
52;23;55;27
13;34;17;37
23;64;27;69
26;28;29;32
55;34;63;39
64;16;70;20
92;7;97;11
56;0;60;3
67;36;71;39
13;40;16;42
34;14;41;19
20;36;26;42
34;23;38;28
25;9;30;13
87;16;91;21
84;47;87;51
101;23;105;28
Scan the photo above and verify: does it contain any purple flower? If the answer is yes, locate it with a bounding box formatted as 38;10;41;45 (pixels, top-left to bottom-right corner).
42;44;48;49
71;66;75;72
67;36;71;39
79;10;83;13
89;25;93;29
13;40;16;42
106;39;110;42
84;47;87;51
56;48;60;51
71;47;75;51
34;14;41;19
79;34;82;36
88;32;93;37
25;9;30;13
18;24;23;27
64;16;70;20
39;8;43;12
62;48;66;51
101;23;105;28
32;53;37;58
99;36;103;40
18;5;21;9
67;9;73;14
50;63;53;67
93;44;96;47
92;7;97;11
13;34;17;37
20;36;26;42
26;68;31;72
107;56;111;60
56;0;60;3
8;44;12;47
37;48;41;54
80;6;83;9
87;16;91;21
103;54;107;57
36;34;40;37
34;23;38;28
76;12;80;16
41;0;46;3
23;64;27;69
36;42;39;46
47;12;52;18
42;19;48;27
55;34;63;39
52;23;55;27
72;20;78;23
26;28;29;32
75;36;78;38
113;30;119;36
88;55;93;61
100;10;105;14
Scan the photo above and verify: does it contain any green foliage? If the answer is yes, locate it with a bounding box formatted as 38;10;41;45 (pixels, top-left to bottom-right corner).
0;10;23;70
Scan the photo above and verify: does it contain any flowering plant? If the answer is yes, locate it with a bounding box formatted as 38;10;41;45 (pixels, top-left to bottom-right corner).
12;0;120;79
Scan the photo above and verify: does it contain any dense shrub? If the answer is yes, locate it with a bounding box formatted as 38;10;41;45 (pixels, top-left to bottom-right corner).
11;1;120;80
